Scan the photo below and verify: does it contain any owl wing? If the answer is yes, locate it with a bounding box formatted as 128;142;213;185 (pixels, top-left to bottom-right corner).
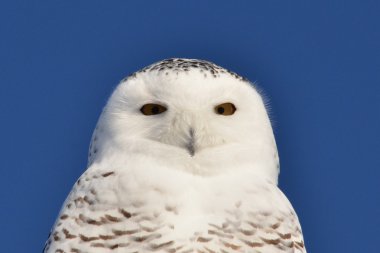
43;167;156;253
197;210;306;253
44;166;194;253
189;186;307;253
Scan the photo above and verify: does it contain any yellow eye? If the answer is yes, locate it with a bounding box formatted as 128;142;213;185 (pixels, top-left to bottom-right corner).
140;103;167;115
214;102;236;116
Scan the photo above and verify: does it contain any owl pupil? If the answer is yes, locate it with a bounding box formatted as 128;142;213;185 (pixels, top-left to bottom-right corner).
217;107;225;114
151;106;159;114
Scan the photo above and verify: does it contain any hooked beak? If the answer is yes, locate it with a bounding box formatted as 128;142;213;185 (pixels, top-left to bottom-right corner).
186;128;195;156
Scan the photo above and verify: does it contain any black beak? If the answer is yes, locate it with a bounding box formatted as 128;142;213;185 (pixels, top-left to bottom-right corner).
186;128;195;156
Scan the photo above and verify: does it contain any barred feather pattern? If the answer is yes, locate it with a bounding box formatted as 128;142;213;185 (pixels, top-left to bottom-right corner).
44;166;305;253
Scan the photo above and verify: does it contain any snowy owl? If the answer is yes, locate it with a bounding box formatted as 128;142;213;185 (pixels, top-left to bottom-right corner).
44;58;306;253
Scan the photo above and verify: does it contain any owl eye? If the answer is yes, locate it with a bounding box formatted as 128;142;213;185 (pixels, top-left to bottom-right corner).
214;102;236;116
140;103;167;115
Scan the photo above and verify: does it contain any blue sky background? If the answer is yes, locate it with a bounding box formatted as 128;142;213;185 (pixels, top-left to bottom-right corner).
1;1;379;252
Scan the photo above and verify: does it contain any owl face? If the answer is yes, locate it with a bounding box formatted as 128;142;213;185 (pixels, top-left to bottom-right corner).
91;59;279;181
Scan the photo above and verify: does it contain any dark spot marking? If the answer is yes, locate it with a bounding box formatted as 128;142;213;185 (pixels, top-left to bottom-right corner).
277;232;292;239
99;234;116;240
112;229;139;236
295;241;305;248
197;237;212;243
150;241;174;250
102;172;115;177
83;196;94;205
208;230;233;239
239;229;255;236
53;232;60;241
62;228;76;239
119;208;132;218
91;243;105;248
271;222;281;229
222;240;241;250
105;214;121;222
79;214;102;226
74;197;84;206
260;237;280;245
241;240;264;248
80;234;99;242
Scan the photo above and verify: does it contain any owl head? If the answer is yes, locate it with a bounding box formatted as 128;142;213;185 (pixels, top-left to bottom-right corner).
88;59;279;183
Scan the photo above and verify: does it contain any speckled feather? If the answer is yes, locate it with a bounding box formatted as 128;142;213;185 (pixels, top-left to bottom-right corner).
44;58;306;253
125;58;247;81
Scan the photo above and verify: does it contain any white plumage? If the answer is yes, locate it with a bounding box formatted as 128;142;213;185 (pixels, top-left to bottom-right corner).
44;58;306;253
